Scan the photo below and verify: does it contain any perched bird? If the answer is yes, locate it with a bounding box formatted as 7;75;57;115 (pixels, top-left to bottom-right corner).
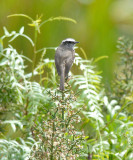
55;38;79;90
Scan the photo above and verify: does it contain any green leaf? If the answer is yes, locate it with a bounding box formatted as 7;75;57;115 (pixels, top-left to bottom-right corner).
2;120;23;132
9;33;19;42
11;123;16;132
19;26;24;34
94;56;108;63
40;16;76;27
8;14;33;22
21;34;34;46
3;27;10;36
9;32;34;46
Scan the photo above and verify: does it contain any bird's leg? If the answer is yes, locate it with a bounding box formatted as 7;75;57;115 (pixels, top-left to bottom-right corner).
65;75;69;81
65;75;71;82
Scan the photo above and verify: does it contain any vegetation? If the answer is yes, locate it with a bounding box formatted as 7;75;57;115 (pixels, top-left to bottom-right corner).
0;14;133;160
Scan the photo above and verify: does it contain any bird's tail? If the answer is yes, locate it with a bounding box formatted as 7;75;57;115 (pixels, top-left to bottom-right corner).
60;66;65;91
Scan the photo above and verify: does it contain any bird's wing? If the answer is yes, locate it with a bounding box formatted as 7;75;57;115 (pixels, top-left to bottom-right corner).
65;51;75;77
55;47;62;76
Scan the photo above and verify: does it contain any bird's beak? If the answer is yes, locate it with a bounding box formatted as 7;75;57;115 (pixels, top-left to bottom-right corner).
75;41;79;44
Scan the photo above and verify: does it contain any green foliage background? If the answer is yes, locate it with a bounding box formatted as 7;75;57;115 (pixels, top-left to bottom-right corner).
1;0;133;82
0;0;133;160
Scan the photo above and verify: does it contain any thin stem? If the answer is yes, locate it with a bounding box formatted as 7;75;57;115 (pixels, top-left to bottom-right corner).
32;27;38;80
61;91;65;128
50;121;55;160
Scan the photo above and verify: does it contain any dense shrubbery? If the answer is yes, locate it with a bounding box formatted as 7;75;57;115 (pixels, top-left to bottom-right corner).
0;15;133;160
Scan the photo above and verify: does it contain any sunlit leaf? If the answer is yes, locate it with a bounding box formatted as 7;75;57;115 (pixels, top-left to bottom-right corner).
94;56;108;63
19;26;24;34
8;14;33;22
40;16;76;27
3;27;10;36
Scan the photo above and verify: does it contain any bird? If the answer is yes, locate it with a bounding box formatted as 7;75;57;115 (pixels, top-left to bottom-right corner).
55;38;79;91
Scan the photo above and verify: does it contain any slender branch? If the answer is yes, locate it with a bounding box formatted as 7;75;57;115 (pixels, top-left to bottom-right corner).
61;91;65;128
32;27;38;80
50;121;55;160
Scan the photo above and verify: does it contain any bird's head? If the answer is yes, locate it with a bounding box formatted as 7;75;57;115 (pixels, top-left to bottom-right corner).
61;38;79;49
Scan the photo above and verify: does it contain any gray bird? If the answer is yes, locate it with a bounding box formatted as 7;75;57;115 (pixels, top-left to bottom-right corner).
55;38;79;90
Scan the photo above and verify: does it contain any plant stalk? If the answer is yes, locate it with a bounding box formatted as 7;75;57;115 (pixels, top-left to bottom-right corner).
32;27;38;80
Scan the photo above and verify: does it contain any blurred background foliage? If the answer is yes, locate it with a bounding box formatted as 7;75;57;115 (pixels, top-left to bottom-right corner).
1;0;133;159
1;0;133;83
